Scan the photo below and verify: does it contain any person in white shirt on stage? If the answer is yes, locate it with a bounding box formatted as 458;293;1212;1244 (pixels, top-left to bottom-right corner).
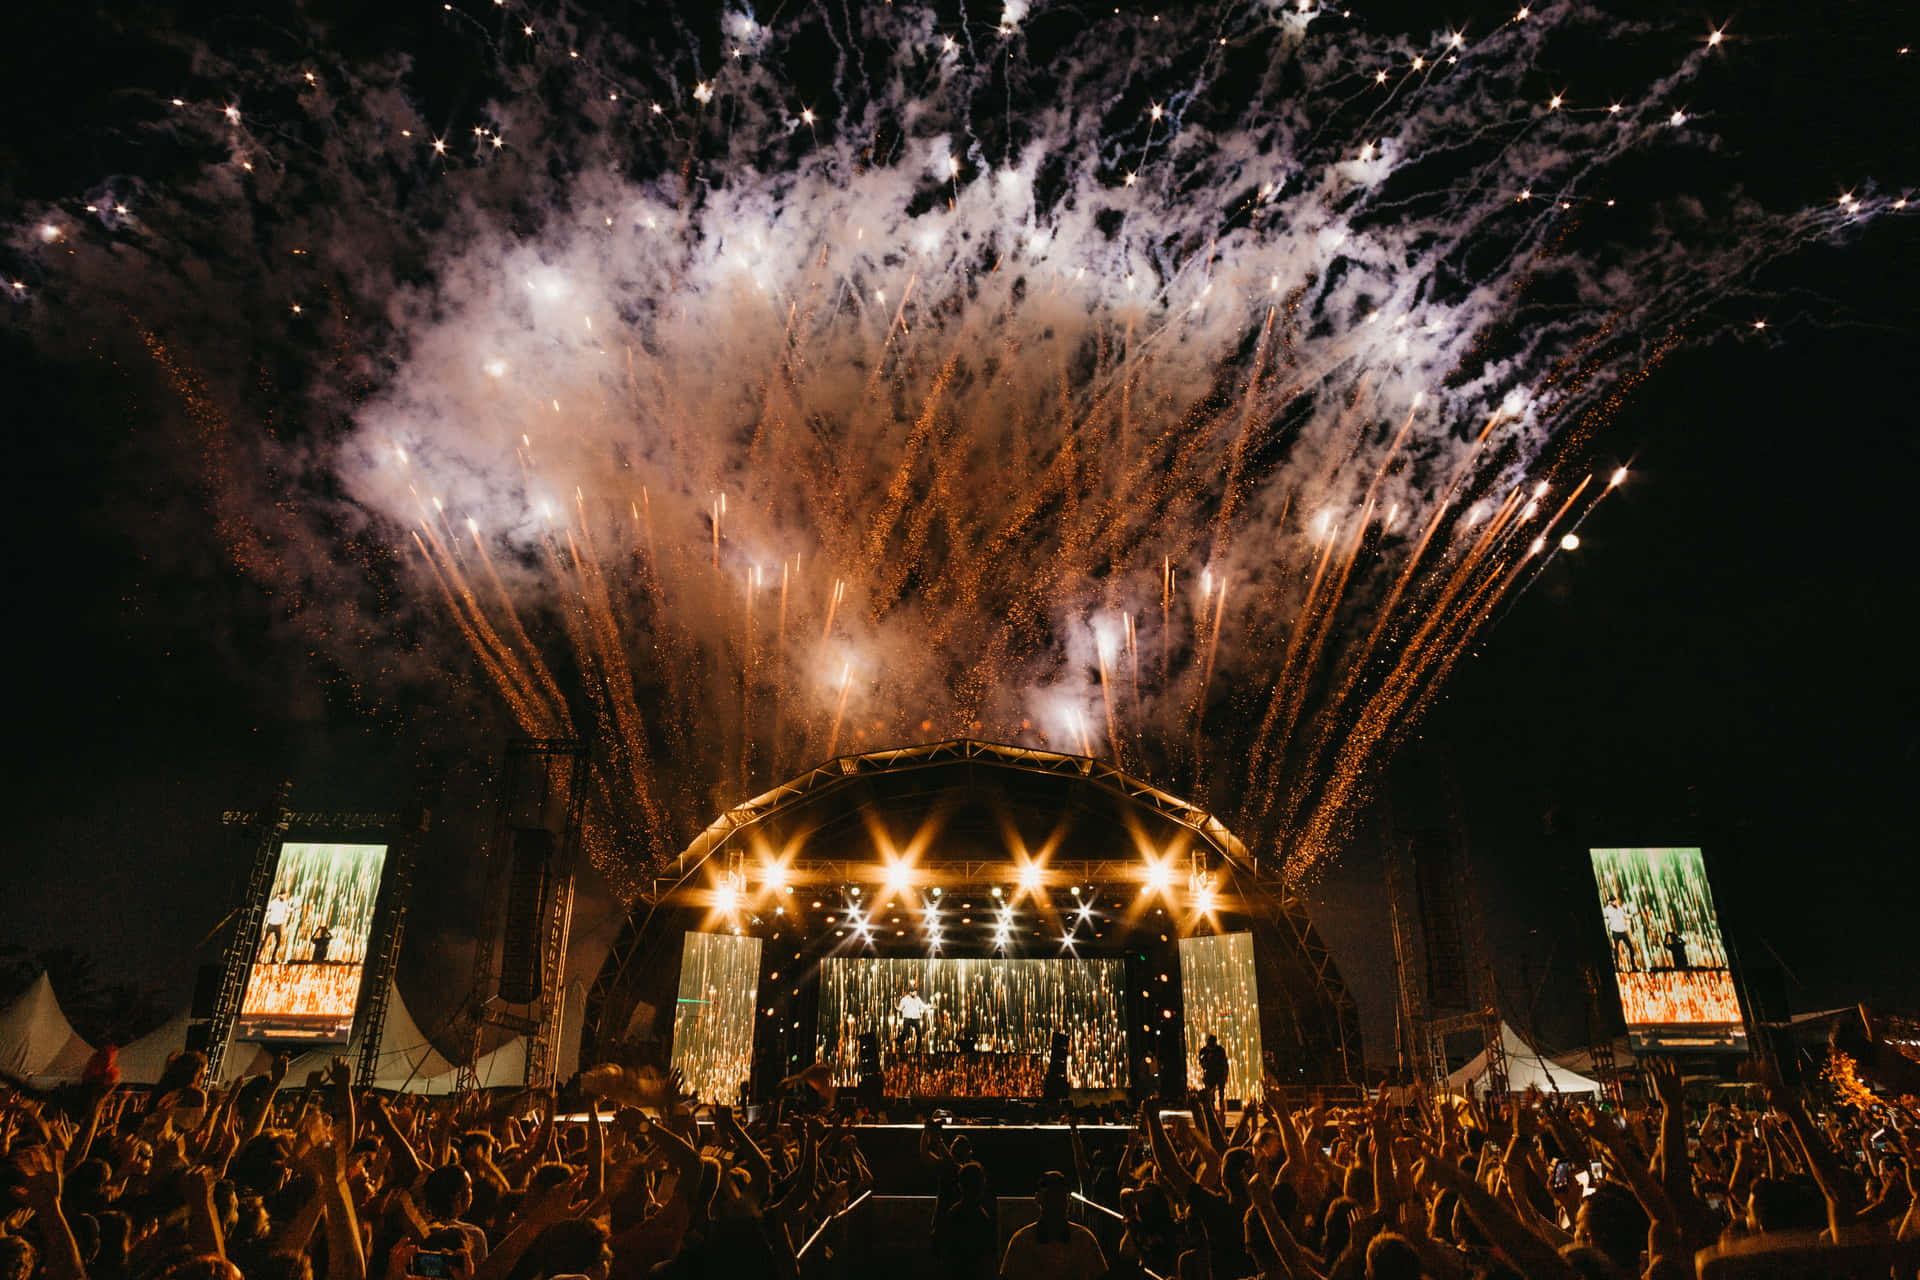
262;890;299;964
1602;896;1637;972
898;987;929;1054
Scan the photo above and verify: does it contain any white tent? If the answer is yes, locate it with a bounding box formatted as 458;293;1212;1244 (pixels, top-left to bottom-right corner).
465;1036;527;1089
285;982;457;1091
117;1008;192;1085
1447;1022;1602;1097
0;974;97;1087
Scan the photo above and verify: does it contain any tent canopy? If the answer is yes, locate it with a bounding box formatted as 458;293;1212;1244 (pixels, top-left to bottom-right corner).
0;974;97;1087
117;1008;192;1085
1447;1022;1602;1097
284;983;458;1091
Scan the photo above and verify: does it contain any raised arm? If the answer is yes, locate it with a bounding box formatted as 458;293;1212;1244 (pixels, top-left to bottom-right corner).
714;1105;770;1201
582;1099;607;1200
1144;1102;1196;1201
1764;1075;1864;1233
472;1172;586;1280
21;1145;89;1280
1245;1161;1327;1280
368;1095;427;1186
1414;1145;1580;1280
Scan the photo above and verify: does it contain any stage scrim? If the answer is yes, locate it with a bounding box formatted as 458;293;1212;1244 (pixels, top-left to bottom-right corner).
1180;932;1263;1101
670;931;764;1103
816;957;1128;1095
238;842;388;1042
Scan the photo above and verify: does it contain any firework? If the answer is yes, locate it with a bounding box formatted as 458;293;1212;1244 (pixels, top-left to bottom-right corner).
3;1;1895;894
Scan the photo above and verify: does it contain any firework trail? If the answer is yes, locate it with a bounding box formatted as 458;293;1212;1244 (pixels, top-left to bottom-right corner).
2;1;1897;895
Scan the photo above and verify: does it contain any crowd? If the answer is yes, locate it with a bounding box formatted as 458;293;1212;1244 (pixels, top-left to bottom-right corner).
2;1048;1916;1280
0;1054;873;1280
923;1058;1919;1279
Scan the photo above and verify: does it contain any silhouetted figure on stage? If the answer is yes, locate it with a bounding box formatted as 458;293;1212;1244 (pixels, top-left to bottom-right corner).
310;923;335;964
1198;1033;1229;1113
1664;928;1688;971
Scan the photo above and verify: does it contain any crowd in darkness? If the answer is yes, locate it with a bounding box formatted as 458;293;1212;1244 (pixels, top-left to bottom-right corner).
2;1049;1918;1280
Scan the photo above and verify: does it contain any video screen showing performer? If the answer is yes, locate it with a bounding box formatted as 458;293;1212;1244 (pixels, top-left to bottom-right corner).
1589;847;1746;1051
237;842;388;1042
816;957;1127;1097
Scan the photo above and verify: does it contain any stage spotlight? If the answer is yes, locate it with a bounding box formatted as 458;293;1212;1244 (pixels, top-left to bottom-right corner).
1193;886;1215;915
883;856;915;897
714;881;739;914
850;886;861;896
1143;858;1173;895
931;886;942;897
1018;862;1044;894
991;886;1003;898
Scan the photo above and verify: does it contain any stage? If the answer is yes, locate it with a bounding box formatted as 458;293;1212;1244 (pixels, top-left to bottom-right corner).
586;741;1366;1098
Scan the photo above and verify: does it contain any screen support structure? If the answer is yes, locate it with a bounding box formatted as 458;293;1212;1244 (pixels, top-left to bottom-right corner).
1381;816;1507;1095
353;811;427;1087
205;783;294;1083
461;739;588;1091
208;786;412;1082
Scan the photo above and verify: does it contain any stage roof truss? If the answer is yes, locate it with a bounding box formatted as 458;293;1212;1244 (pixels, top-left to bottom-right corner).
656;739;1252;902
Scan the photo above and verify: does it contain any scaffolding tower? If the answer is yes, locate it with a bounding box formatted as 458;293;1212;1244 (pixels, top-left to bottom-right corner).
1583;965;1624;1106
460;739;588;1090
1382;813;1507;1096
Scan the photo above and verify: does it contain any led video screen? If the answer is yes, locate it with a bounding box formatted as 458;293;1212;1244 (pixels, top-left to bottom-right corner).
1590;847;1746;1051
816;957;1129;1097
238;842;389;1042
1180;932;1264;1102
670;931;765;1104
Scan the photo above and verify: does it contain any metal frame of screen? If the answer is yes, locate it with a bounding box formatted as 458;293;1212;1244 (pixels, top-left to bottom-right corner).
236;842;390;1043
1180;932;1263;1101
1590;847;1746;1052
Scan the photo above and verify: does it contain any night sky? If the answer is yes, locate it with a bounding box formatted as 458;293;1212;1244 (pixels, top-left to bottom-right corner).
0;0;1913;1066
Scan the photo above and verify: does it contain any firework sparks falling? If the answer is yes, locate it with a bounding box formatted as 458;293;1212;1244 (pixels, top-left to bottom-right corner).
2;1;1898;894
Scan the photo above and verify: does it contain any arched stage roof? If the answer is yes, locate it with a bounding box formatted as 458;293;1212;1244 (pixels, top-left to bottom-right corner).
654;738;1254;898
584;739;1360;1081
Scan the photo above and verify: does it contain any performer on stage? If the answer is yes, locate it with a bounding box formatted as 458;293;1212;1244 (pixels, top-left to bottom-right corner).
898;985;929;1054
261;890;298;964
1603;896;1638;972
1199;1032;1229;1114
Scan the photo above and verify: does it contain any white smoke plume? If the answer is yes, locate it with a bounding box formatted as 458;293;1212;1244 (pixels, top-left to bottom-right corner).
1;0;1888;893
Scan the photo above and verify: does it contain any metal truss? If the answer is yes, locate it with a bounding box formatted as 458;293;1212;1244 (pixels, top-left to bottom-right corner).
461;739;588;1090
659;738;1252;892
354;809;426;1088
205;783;295;1082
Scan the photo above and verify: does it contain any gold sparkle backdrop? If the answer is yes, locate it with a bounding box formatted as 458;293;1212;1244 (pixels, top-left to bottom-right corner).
1179;932;1263;1102
669;931;765;1103
815;957;1129;1094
